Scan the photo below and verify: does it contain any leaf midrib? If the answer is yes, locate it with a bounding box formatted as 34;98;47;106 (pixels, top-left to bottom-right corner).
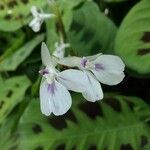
20;122;145;143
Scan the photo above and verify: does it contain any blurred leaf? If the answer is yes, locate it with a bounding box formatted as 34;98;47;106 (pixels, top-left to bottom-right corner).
115;0;150;74
0;30;25;62
0;76;30;124
0;34;44;72
103;0;127;2
143;141;150;150
18;95;150;150
0;75;2;83
0;30;25;55
0;0;46;31
0;114;18;150
31;75;41;97
46;20;59;52
68;1;117;56
58;0;86;31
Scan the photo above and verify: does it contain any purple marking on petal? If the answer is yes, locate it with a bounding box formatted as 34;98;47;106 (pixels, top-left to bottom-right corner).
47;83;56;95
80;58;87;67
95;64;104;71
39;69;49;76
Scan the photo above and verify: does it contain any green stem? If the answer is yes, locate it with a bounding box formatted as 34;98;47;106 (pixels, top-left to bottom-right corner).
50;1;67;42
49;0;76;56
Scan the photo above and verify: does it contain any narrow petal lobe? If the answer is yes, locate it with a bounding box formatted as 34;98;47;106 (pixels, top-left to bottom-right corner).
41;42;55;68
58;57;81;67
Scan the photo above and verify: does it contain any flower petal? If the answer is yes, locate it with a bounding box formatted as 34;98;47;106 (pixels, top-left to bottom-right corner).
29;18;41;32
53;49;65;59
41;42;54;68
82;71;103;102
58;57;81;67
51;80;72;116
86;53;102;61
29;18;38;27
40;80;72;116
92;55;125;85
94;55;125;72
40;80;52;116
58;54;102;68
31;6;39;17
57;69;86;92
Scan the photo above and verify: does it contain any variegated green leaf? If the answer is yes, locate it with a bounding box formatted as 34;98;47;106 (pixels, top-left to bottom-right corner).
18;95;150;150
0;0;46;31
0;76;30;124
115;0;150;74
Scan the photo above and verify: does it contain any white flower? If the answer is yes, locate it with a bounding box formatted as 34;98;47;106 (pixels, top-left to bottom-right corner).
58;69;103;102
39;43;86;116
58;53;125;102
53;41;70;59
104;8;109;16
29;6;55;32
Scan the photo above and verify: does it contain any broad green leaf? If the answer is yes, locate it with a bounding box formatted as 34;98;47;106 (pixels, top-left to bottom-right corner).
0;34;44;72
0;0;46;31
18;95;150;150
0;76;30;124
68;1;117;56
115;0;150;74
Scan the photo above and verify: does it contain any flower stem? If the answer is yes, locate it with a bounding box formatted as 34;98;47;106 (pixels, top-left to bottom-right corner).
48;0;76;56
49;1;67;42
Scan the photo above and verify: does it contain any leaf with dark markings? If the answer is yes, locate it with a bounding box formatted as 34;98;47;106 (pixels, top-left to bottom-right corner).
0;76;30;124
18;95;150;150
115;0;150;74
32;124;43;134
138;49;150;56
141;32;150;43
0;0;46;31
0;114;19;150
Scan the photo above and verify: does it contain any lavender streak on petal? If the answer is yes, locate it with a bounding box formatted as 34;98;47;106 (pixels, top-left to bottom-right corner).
95;64;104;71
47;83;56;95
